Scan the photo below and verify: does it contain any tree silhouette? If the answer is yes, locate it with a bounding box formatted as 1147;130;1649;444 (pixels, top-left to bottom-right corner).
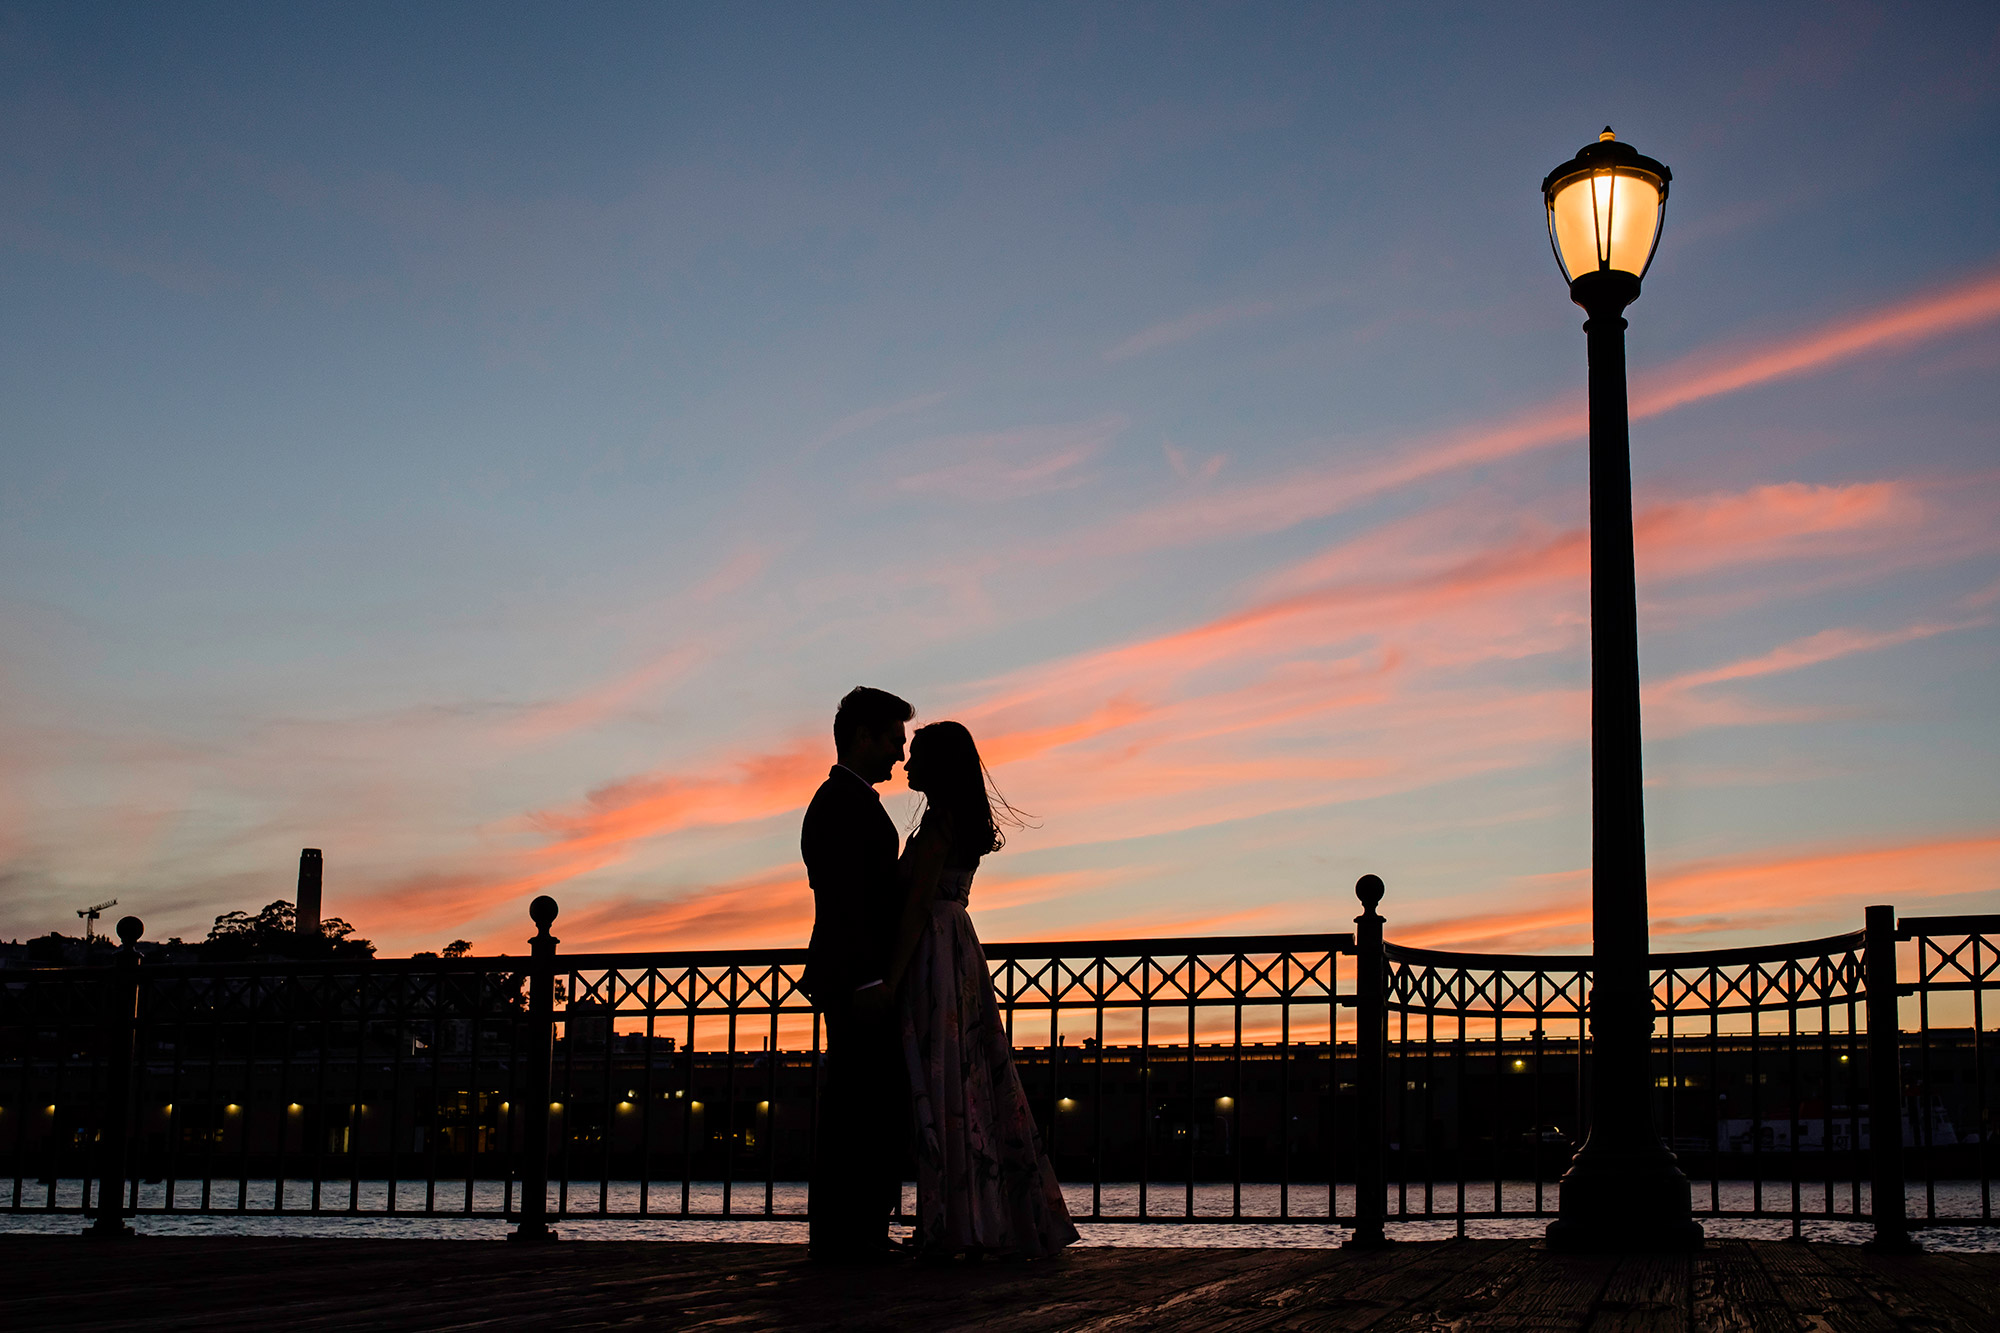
202;899;375;960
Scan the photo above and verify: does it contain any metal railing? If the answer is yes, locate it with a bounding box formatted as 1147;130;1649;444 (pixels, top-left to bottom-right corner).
0;901;1362;1235
2;886;1995;1248
1902;914;2000;1229
1376;928;1876;1236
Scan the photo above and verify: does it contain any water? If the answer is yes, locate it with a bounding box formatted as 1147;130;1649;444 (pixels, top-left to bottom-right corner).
5;1179;1996;1250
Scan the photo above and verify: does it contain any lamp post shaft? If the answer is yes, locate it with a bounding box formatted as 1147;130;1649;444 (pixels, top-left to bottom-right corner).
1586;289;1651;1129
1545;271;1701;1253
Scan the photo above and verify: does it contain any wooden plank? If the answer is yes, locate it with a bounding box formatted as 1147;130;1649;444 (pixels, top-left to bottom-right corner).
1751;1241;1900;1333
1585;1253;1690;1333
5;1239;806;1332
1691;1241;1794;1333
1476;1249;1619;1333
318;1243;814;1332
427;1246;1235;1333
1258;1240;1506;1333
1882;1251;2000;1330
595;1247;1287;1333
828;1249;1301;1333
1032;1249;1333;1333
1364;1240;1542;1332
1814;1244;1983;1333
1178;1240;1446;1333
5;1236;1995;1333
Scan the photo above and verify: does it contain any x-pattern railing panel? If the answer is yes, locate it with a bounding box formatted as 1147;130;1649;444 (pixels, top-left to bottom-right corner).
1382;950;1590;1022
1907;926;2000;991
985;946;1348;1010
1651;938;1865;1023
558;961;817;1019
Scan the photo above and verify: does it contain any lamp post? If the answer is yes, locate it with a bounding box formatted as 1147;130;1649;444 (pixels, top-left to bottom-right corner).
1539;128;1703;1253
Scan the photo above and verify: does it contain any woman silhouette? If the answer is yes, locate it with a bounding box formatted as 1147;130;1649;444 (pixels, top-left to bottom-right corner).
887;721;1078;1259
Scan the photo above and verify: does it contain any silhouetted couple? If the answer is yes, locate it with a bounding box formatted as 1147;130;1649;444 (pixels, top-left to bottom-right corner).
801;687;1078;1264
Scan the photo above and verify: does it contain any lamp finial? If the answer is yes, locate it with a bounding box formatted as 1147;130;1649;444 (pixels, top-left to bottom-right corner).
1599;126;1615;141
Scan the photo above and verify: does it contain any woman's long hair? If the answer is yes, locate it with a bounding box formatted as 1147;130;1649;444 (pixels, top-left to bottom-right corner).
909;720;1031;862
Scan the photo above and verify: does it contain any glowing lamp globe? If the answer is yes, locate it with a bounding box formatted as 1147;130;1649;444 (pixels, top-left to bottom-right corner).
1542;128;1672;288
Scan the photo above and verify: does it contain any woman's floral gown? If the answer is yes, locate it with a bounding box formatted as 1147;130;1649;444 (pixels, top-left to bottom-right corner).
900;861;1079;1258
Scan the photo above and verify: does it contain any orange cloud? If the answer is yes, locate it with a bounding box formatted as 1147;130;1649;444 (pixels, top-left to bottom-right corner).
1389;833;2000;953
949;476;1927;803
527;737;826;862
339;740;830;944
331;464;1987;951
975;697;1160;767
531;865;1133;955
382;267;2000;936
475;475;1952;907
346;853;627;945
554;866;814;953
1633;481;1919;582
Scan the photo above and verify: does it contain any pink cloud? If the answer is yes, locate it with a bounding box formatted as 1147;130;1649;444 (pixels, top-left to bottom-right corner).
1653;618;1987;696
1105;299;1282;361
896;415;1127;501
1054;267;2000;566
327;461;1991;951
502;645;708;743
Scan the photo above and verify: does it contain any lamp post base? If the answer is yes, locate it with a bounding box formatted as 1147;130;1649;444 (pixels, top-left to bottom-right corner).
507;1222;561;1243
1545;1147;1704;1253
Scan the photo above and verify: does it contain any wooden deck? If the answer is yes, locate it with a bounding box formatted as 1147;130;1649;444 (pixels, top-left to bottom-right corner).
3;1235;1995;1330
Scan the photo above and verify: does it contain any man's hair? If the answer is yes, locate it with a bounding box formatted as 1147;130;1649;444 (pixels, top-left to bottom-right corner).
833;686;915;751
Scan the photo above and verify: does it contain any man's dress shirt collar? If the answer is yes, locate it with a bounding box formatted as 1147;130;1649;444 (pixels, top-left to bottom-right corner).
833;762;881;796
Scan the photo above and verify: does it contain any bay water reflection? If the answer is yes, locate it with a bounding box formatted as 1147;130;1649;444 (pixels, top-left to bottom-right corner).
4;1179;1994;1250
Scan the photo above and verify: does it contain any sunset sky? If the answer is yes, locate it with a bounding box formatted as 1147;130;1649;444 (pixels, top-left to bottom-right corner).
2;4;1996;958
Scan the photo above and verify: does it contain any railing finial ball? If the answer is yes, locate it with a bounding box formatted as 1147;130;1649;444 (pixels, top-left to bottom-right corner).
116;916;144;946
1354;874;1384;910
529;895;560;929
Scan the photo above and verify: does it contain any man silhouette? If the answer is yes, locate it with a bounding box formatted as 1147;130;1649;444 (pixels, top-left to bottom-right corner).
801;686;914;1262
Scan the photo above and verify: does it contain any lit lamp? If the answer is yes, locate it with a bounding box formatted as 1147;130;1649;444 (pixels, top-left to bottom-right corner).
1537;129;1701;1255
1544;129;1669;294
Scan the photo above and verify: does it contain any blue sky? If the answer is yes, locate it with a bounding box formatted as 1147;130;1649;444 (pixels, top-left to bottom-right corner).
2;2;1996;954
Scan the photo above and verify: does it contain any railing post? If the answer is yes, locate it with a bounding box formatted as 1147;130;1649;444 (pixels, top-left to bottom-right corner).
1346;874;1390;1248
1863;904;1918;1253
509;895;560;1243
86;916;144;1240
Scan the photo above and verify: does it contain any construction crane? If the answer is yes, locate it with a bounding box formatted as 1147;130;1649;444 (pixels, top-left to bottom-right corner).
77;898;118;944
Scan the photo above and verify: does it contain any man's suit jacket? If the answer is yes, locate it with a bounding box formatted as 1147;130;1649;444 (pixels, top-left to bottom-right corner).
800;766;900;1007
